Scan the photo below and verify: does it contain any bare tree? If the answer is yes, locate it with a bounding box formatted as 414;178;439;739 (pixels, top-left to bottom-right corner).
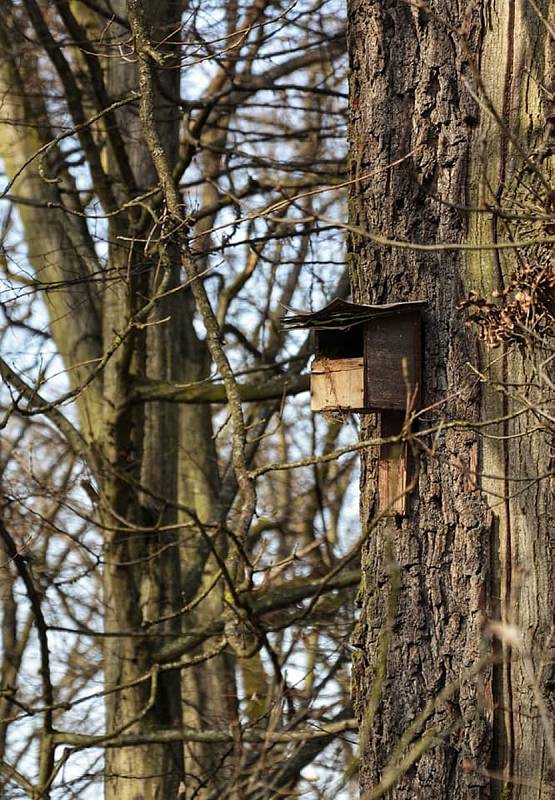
0;2;357;799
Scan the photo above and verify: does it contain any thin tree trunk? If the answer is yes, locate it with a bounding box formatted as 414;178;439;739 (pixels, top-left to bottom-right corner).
101;3;187;797
0;17;103;437
348;1;554;798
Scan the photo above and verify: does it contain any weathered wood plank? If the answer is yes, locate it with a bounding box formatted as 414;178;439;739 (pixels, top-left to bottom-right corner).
378;410;408;515
364;311;421;411
311;357;364;411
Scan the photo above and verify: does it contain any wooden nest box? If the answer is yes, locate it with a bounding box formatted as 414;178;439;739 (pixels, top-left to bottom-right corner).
283;298;427;516
283;298;426;414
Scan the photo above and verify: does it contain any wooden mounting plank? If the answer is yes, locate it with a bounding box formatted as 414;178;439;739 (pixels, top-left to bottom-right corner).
378;410;410;515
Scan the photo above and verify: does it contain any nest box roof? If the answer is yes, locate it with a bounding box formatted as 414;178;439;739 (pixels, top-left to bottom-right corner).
282;298;427;331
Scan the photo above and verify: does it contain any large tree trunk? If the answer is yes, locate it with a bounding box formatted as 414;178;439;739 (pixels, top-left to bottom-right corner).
348;2;554;798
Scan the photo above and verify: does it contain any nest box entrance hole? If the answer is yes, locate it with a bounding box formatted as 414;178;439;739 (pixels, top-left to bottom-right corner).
316;326;364;359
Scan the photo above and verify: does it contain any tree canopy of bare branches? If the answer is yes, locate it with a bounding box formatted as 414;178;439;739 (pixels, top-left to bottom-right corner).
0;2;357;799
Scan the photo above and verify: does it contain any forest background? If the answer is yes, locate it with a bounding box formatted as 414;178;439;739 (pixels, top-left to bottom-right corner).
0;1;554;800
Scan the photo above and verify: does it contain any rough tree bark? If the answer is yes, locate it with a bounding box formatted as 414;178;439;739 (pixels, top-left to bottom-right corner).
348;1;554;798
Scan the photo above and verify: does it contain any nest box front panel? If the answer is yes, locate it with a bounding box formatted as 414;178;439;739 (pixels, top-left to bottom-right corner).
363;311;421;411
311;357;364;412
